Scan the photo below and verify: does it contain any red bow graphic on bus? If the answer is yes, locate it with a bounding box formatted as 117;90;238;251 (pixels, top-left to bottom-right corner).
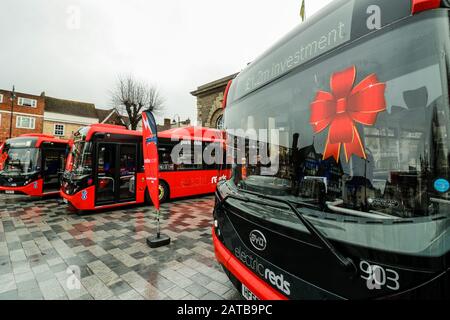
309;66;387;162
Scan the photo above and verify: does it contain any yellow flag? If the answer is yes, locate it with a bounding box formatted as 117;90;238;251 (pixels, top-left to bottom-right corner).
300;0;306;22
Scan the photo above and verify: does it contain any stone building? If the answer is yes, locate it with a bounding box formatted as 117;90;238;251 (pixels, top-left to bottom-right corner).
191;73;238;129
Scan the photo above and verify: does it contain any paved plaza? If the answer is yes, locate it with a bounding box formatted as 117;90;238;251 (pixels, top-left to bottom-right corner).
0;194;241;300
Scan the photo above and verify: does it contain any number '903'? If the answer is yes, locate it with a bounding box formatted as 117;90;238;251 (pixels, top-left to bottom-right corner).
360;261;400;291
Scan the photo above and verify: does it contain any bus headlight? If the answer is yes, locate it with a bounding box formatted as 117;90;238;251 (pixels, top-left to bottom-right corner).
214;219;221;237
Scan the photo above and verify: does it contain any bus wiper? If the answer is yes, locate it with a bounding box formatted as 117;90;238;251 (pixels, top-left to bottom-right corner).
223;188;357;274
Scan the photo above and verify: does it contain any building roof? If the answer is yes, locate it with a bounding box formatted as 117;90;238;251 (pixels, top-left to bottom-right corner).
45;96;97;118
95;108;131;127
190;73;238;97
96;108;114;122
120;115;131;127
0;89;44;100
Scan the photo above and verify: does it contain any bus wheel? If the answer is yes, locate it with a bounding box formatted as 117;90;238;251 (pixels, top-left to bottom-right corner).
144;181;169;204
159;181;169;203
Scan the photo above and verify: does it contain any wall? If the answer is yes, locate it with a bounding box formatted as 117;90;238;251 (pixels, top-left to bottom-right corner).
43;121;85;140
43;111;99;139
0;113;44;142
0;90;45;142
197;92;224;128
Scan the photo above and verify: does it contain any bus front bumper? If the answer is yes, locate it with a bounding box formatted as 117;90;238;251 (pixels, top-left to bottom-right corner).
212;227;287;301
0;179;43;196
60;186;95;211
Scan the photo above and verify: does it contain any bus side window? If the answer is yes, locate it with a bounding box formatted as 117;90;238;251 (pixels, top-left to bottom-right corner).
158;142;176;172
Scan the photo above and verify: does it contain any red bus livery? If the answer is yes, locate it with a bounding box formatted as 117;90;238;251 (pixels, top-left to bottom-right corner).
60;124;228;212
0;134;71;197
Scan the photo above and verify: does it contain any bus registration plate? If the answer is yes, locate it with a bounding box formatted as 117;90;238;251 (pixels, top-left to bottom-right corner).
242;284;259;300
5;190;14;194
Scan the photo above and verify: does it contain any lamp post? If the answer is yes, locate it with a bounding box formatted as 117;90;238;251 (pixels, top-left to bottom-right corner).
9;86;16;139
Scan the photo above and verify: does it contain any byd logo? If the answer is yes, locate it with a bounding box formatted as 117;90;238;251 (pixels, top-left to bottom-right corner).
249;230;267;251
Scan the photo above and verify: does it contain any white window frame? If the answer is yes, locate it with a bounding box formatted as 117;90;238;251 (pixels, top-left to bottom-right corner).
0;94;3;103
17;97;37;108
16;116;36;129
54;124;65;136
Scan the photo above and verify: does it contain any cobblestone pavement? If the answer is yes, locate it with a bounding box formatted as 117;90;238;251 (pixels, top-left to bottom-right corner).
0;194;241;300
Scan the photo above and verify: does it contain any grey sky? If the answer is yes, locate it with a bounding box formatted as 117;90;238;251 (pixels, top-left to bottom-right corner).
0;0;333;124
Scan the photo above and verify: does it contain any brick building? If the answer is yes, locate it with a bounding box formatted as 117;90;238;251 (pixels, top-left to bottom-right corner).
191;73;237;129
1;88;189;143
0;89;45;143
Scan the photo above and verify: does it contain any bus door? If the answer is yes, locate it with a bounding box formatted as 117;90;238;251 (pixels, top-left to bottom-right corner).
95;143;137;205
118;144;137;202
42;144;67;193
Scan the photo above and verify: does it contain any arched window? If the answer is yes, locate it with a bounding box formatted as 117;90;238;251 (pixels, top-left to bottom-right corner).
216;115;224;130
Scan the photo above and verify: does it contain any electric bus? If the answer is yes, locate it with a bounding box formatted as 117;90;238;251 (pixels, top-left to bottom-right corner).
60;124;229;212
0;134;71;197
214;0;450;300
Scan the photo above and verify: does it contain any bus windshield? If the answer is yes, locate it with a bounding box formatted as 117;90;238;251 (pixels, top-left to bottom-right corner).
225;12;450;254
70;141;92;175
66;126;92;176
2;148;40;175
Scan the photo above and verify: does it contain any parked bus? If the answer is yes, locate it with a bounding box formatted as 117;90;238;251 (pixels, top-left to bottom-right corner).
214;0;450;300
60;124;228;212
0;134;70;197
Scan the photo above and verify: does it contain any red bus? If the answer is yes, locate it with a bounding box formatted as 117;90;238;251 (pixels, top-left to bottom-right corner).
214;0;450;299
0;134;71;197
60;124;229;212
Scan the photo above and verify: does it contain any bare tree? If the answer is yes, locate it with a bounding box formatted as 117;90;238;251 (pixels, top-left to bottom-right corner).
111;75;164;130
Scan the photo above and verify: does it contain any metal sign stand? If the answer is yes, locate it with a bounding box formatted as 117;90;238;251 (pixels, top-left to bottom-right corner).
146;209;170;248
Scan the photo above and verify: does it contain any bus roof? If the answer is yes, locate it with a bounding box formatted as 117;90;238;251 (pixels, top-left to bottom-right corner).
229;0;432;104
158;127;224;142
84;124;224;142
85;123;141;141
7;134;70;148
